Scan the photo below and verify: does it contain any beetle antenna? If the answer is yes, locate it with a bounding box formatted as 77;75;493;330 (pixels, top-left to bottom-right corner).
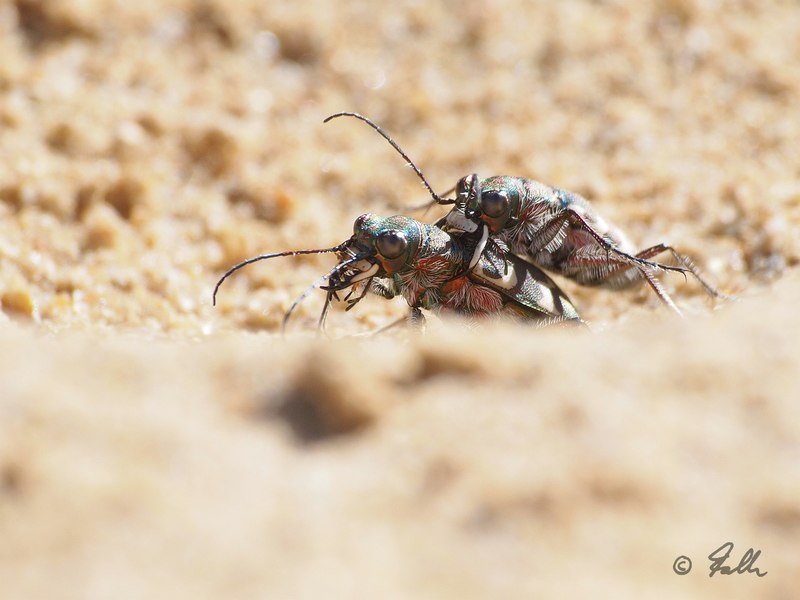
213;244;346;306
324;112;454;206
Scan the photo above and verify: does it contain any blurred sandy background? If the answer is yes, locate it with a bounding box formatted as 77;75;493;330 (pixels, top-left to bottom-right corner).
1;0;799;598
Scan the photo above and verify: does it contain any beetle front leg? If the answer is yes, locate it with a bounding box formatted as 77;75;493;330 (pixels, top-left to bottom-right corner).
369;278;399;299
343;279;378;312
343;278;403;313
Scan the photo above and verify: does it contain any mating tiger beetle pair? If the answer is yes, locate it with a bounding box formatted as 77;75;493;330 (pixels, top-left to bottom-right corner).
213;112;728;332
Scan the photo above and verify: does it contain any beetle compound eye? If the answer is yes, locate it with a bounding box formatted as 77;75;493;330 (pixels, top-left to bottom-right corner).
481;190;509;218
376;230;408;259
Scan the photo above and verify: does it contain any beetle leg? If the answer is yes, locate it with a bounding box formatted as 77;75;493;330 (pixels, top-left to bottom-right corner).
531;314;591;329
634;244;733;300
317;289;335;333
573;243;730;302
344;280;371;311
561;251;683;315
408;306;426;329
370;278;399;299
526;211;570;255
282;272;332;334
531;208;691;276
639;268;682;315
344;278;405;312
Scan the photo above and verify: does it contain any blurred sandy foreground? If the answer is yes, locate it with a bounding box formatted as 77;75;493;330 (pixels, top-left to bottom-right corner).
1;0;799;598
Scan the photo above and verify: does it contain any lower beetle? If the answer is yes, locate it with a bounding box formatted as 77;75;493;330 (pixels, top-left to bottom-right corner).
213;214;583;331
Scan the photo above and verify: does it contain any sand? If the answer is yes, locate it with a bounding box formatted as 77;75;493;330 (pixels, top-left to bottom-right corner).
1;0;799;598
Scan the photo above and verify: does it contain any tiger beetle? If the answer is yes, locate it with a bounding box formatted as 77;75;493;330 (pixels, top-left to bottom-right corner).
212;213;583;332
324;112;729;316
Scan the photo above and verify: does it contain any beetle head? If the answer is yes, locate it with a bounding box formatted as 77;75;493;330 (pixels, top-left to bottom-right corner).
326;214;424;290
458;175;520;234
353;213;423;273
